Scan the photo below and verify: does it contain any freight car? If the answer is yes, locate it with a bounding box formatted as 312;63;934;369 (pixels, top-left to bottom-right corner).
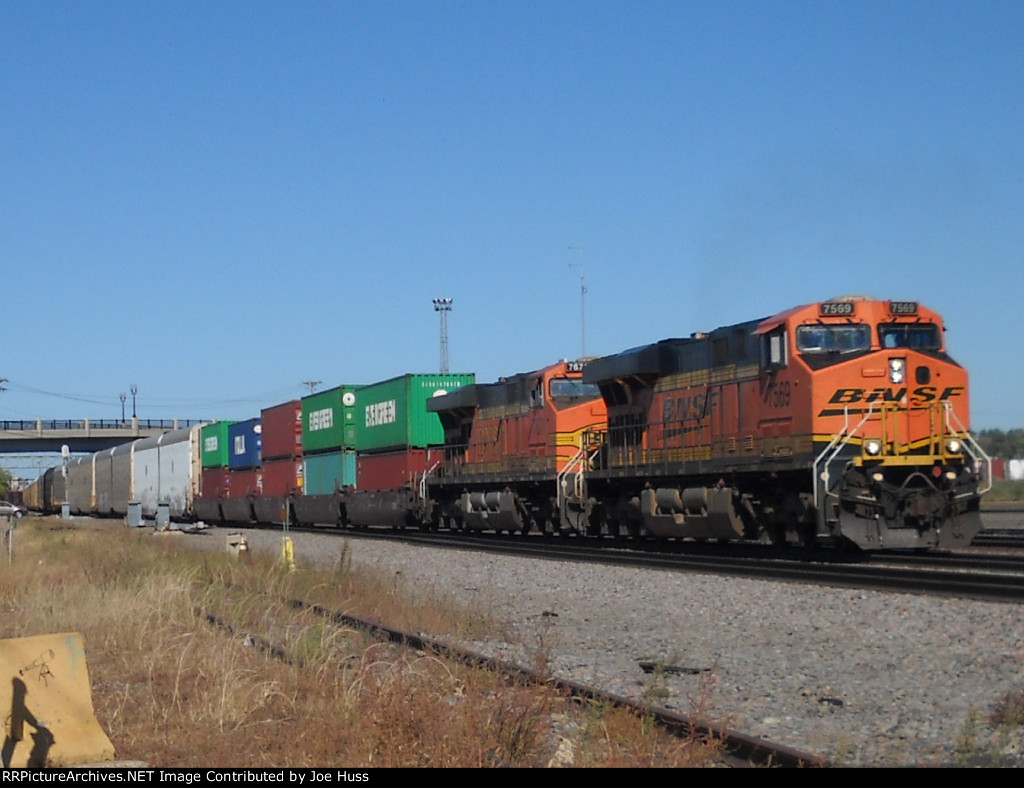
28;425;206;520
191;374;475;531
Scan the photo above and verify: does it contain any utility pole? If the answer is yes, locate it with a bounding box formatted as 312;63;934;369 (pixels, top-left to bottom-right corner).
302;380;322;395
568;246;587;358
433;298;453;374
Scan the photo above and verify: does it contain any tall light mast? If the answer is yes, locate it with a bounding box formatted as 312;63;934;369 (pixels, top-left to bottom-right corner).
433;298;453;374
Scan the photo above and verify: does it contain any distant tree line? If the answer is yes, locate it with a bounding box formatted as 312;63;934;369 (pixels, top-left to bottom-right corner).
976;429;1024;459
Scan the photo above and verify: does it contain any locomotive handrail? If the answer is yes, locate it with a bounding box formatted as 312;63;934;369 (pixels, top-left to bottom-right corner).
556;430;604;530
812;403;875;510
942;402;993;496
419;460;442;501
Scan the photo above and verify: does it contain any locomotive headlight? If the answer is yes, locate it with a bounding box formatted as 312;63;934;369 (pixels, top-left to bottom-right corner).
946;438;963;454
889;358;906;384
864;439;883;457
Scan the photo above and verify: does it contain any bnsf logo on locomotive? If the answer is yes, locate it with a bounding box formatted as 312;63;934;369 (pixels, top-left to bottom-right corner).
662;390;719;422
308;407;334;432
365;399;397;428
827;386;966;404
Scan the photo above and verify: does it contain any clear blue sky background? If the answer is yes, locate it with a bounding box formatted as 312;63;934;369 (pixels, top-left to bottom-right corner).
2;2;1022;476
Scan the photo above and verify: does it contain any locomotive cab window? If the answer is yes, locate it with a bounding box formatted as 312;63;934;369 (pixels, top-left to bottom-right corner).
549;378;601;409
761;328;787;369
529;378;544;409
879;323;941;350
796;324;870;355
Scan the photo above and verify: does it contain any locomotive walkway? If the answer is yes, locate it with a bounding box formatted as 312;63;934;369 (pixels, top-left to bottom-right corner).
0;418;207;453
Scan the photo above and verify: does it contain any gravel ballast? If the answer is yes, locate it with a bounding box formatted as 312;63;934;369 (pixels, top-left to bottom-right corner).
188;526;1024;767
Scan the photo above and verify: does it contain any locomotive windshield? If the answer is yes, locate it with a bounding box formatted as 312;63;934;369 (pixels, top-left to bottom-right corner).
796;324;871;355
549;377;601;402
878;323;941;350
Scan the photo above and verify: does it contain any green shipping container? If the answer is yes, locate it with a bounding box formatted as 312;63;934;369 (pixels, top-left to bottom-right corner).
356;373;475;452
200;421;235;468
301;384;360;454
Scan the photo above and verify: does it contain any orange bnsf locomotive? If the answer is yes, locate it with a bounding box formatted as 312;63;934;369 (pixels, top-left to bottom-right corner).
427;296;989;550
428;359;608;534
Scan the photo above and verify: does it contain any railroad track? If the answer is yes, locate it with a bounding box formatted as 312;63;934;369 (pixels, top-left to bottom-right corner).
971;529;1024;549
197;582;828;768
67;514;1024;602
303;527;1024;603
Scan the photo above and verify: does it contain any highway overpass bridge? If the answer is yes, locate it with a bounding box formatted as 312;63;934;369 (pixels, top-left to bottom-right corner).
0;418;209;454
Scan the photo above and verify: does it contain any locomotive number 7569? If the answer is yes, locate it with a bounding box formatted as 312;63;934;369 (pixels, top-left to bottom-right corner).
764;379;791;408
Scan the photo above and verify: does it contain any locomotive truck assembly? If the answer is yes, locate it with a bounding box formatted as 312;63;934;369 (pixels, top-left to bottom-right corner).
23;296;990;551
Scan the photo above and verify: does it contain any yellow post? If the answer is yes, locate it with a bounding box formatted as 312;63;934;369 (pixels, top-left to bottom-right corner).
1;632;115;767
281;536;295;571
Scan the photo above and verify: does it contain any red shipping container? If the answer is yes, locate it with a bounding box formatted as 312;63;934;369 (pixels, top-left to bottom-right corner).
225;468;262;498
201;467;230;499
261;400;303;461
262;457;304;497
356;448;446;492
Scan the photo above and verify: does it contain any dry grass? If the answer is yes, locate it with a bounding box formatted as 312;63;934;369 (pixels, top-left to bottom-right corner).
1;518;722;768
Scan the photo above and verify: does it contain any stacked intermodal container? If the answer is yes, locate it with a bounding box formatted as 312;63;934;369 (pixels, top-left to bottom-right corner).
196;421;235;522
255;400;303;524
222;418;262;522
347;373;474;527
354;373;475;455
296;384;360;525
227;418;262;470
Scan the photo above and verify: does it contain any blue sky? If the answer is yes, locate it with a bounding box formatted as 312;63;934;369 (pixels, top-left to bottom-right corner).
2;1;1022;475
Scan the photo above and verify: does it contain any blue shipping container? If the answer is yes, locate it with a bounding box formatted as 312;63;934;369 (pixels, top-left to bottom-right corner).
228;418;262;469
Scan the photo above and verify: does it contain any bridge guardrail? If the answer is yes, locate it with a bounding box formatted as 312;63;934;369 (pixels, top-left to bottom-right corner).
0;419;208;431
